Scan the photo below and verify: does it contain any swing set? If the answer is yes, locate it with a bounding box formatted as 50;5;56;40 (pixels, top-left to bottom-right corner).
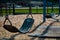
28;0;60;38
0;0;60;39
2;0;34;34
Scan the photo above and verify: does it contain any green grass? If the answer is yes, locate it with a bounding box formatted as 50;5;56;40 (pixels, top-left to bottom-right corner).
1;7;59;15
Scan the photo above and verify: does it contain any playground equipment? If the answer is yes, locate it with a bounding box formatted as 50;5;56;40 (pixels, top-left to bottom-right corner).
3;0;34;34
19;15;34;33
59;0;60;15
28;0;60;38
3;15;19;33
19;0;34;34
1;0;60;39
3;10;34;33
3;3;18;33
2;3;18;33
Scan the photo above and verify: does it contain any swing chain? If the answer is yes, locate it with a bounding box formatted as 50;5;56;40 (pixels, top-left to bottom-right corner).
26;1;33;19
26;12;33;19
4;15;12;26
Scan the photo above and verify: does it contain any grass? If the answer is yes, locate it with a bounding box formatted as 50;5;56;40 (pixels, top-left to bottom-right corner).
1;7;59;15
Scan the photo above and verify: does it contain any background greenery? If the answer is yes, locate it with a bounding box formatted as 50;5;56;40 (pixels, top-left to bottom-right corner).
1;7;59;15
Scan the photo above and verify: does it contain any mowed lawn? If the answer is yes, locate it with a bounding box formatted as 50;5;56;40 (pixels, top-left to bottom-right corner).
1;7;59;15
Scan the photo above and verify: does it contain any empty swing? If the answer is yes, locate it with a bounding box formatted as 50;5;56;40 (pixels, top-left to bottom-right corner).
3;15;19;33
3;3;19;33
19;1;34;33
19;13;34;33
3;2;34;33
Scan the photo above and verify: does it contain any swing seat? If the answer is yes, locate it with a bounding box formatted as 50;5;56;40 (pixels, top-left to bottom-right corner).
3;25;19;33
19;18;34;34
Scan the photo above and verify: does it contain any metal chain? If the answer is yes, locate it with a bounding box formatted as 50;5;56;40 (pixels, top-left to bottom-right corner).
26;0;33;18
4;14;12;26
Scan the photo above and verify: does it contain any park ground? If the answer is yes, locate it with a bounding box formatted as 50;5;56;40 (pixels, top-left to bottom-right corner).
0;14;60;40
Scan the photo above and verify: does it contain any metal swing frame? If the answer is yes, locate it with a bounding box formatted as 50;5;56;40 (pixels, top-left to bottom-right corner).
28;0;60;38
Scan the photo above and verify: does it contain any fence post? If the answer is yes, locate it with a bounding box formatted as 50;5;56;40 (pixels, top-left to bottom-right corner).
0;3;3;16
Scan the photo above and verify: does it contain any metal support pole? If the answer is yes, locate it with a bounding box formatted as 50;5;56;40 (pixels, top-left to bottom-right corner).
43;0;46;22
59;0;60;15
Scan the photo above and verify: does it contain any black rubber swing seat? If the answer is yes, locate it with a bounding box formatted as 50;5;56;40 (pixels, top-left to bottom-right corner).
19;18;34;34
3;15;19;33
3;25;19;33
